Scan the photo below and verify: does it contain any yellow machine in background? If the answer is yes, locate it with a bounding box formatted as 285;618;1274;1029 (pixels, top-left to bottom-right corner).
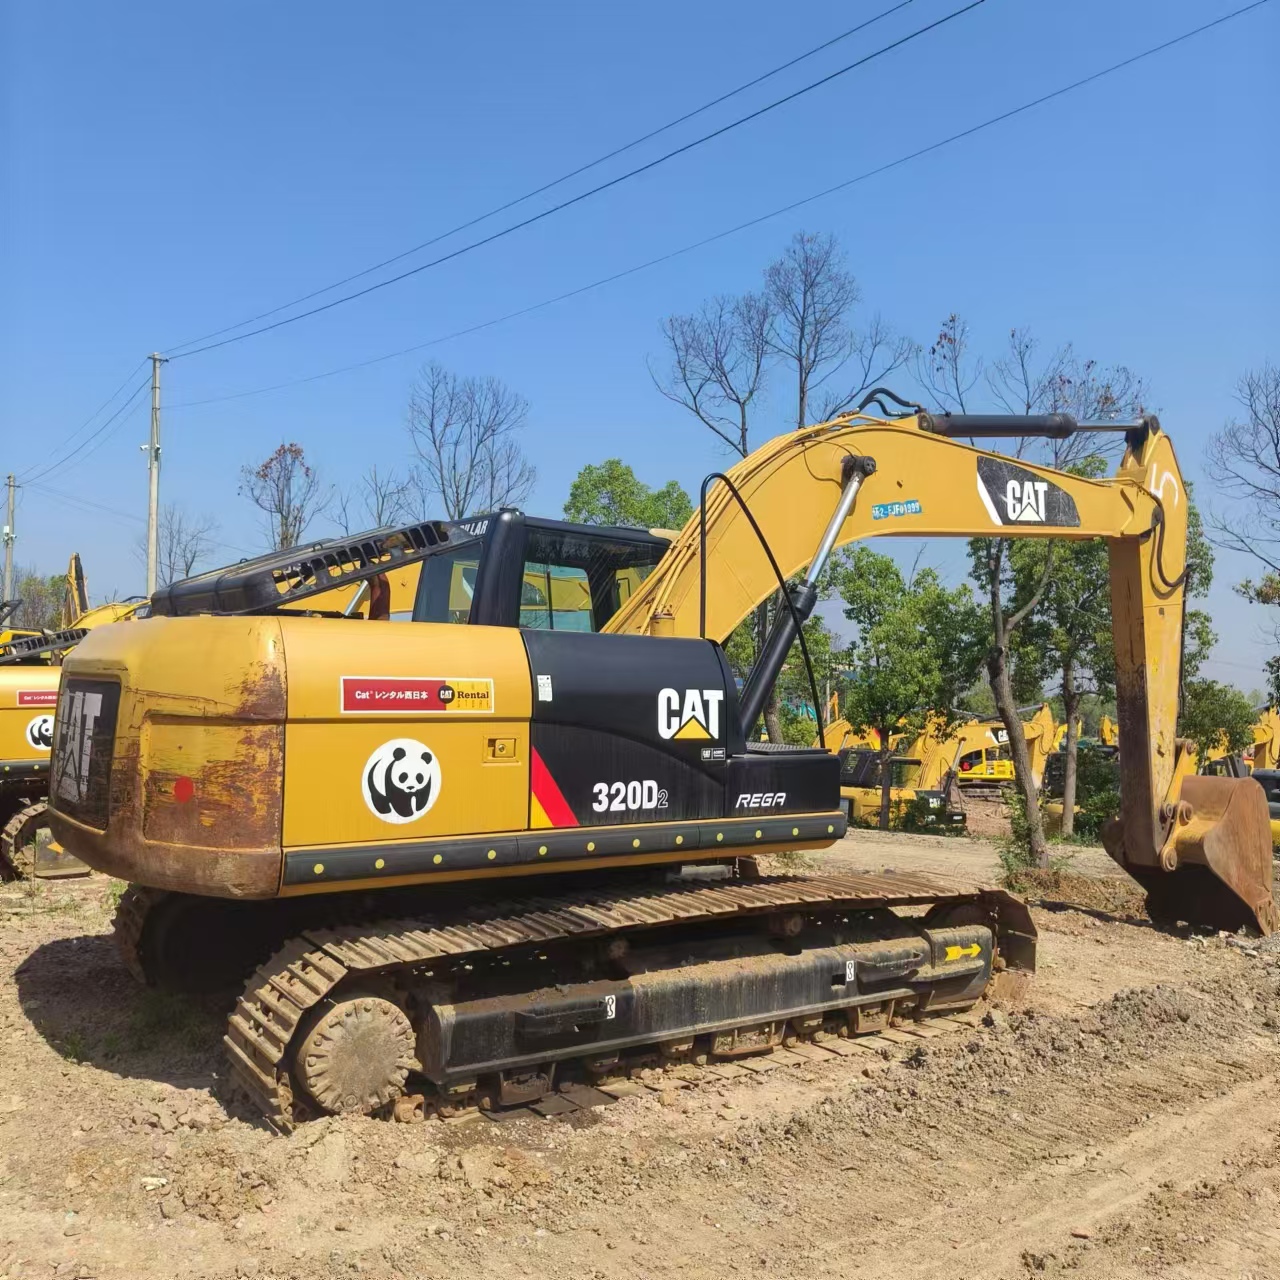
954;705;1055;790
48;405;1275;1129
1244;707;1280;772
0;555;147;877
1052;717;1083;752
954;719;1015;786
832;714;966;829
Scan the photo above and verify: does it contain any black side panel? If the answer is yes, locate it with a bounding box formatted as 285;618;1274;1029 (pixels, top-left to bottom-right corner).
727;751;839;817
522;631;732;827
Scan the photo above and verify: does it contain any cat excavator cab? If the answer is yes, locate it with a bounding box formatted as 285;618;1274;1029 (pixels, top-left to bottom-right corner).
47;404;1274;1129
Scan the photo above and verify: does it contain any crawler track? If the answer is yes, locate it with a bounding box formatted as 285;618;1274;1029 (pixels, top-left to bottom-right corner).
221;871;1034;1131
0;802;43;880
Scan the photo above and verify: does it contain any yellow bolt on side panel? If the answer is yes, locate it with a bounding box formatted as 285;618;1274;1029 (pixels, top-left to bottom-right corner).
277;618;532;850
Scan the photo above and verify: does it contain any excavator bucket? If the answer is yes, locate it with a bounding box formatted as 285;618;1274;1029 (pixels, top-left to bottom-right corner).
1106;775;1278;935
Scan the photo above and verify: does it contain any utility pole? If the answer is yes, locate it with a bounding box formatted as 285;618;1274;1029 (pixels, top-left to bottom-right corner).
144;353;166;597
2;474;14;602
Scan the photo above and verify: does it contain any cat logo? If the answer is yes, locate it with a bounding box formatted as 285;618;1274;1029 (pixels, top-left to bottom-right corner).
1005;479;1049;522
658;687;724;741
976;457;1080;529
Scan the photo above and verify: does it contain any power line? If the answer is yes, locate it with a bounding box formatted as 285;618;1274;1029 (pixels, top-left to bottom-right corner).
166;0;987;361
21;377;152;486
18;357;148;481
24;482;147;527
163;0;921;356
165;0;1272;414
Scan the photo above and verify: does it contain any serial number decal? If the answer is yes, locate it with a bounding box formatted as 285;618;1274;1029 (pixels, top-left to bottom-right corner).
591;780;670;813
16;689;58;708
870;499;922;521
341;676;493;714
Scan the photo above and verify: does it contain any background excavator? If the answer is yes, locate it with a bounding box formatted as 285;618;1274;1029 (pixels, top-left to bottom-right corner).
955;704;1056;792
46;404;1275;1128
0;555;146;877
827;713;966;830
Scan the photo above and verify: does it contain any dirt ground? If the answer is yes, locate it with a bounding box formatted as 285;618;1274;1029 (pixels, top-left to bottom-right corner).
3;834;1280;1280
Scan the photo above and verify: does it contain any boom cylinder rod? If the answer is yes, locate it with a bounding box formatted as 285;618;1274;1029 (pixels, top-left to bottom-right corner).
804;456;875;587
738;456;874;733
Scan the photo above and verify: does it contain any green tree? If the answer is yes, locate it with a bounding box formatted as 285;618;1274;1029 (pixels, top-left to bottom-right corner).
835;548;983;828
563;459;693;529
8;567;63;631
1179;680;1257;763
1005;456;1112;836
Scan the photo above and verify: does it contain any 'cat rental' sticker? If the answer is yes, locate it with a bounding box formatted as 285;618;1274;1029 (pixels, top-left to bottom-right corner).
340;676;493;714
16;690;57;707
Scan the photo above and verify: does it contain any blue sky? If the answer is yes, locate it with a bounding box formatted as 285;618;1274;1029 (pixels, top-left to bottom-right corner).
2;0;1276;688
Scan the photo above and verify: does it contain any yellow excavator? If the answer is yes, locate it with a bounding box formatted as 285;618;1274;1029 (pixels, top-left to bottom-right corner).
1052;717;1082;752
828;713;966;829
47;403;1275;1129
955;704;1056;791
839;705;1056;830
0;556;146;877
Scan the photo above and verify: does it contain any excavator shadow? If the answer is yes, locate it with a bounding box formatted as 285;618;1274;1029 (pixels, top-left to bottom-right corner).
13;933;234;1098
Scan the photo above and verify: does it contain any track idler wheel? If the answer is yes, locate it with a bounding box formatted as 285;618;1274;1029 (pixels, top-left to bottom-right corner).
295;995;416;1116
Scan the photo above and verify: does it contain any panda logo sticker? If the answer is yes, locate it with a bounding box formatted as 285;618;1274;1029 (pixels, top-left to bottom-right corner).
361;738;441;824
25;714;54;752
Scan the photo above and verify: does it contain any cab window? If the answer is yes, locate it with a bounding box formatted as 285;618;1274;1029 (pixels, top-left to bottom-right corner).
519;527;666;632
416;544;482;624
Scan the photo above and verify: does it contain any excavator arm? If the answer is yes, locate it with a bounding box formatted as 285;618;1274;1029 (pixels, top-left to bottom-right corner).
606;410;1276;934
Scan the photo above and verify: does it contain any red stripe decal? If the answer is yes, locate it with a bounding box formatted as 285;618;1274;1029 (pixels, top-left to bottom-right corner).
531;748;579;828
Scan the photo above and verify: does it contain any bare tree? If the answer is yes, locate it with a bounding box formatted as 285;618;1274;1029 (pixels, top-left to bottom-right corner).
989;328;1149;468
135;504;219;586
406;362;535;519
918;313;983;416
653;293;772;457
240;442;327;550
331;464;412;535
766;231;912;428
1206;364;1280;579
815;312;917;422
654;293;779;730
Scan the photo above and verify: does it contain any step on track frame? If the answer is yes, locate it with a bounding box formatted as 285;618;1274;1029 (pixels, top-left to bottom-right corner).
221;871;1035;1131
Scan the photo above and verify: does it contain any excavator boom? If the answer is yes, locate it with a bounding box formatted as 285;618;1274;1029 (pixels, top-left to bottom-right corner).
607;409;1275;934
